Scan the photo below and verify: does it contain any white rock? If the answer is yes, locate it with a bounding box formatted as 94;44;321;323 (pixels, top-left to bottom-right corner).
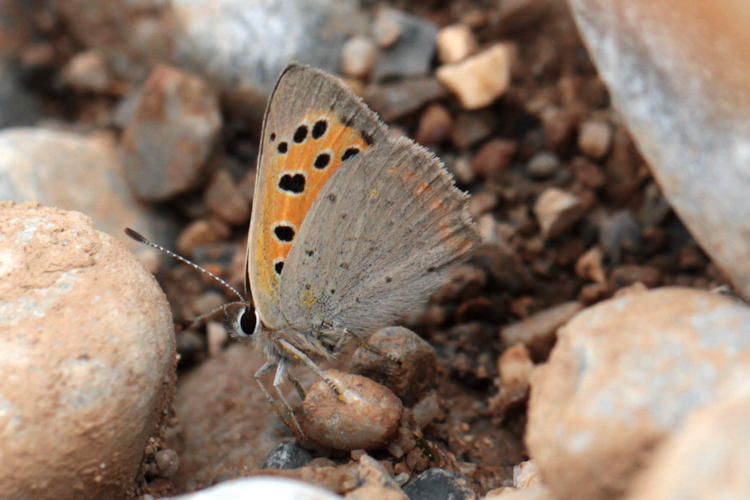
533;188;584;239
171;477;342;499
569;0;750;300
526;287;750;500
0;202;175;498
437;43;514;110
436;24;477;64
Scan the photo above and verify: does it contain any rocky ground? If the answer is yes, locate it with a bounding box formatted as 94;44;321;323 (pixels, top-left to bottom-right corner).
2;1;748;499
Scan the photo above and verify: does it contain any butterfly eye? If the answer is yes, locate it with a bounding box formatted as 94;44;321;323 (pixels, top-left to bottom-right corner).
239;307;256;336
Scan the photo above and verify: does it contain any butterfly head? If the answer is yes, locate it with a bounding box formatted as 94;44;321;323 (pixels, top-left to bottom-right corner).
224;302;262;339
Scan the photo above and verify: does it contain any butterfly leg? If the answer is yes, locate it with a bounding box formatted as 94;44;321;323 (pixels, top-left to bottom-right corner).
286;370;307;400
255;361;305;439
343;329;403;366
273;359;306;439
277;338;344;398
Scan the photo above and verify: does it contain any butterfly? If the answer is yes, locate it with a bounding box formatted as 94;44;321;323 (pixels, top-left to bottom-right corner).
130;63;480;437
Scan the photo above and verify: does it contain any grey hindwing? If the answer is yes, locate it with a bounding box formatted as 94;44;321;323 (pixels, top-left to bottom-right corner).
279;136;480;335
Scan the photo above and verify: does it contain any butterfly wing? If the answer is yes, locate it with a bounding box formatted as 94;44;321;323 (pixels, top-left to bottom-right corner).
248;64;388;329
279;135;480;334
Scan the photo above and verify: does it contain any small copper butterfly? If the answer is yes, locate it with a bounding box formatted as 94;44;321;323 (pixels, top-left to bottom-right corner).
130;63;480;437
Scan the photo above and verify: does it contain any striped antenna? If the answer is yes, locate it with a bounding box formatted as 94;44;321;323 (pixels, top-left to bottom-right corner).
124;227;245;302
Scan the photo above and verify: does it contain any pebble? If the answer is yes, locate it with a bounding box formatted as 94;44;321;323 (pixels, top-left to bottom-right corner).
574;246;606;284
341;36;377;79
371;7;437;81
203;168;251;225
169;477;343;500
435;24;477;64
490;344;534;420
533;188;585;239
451;111;496;148
630;378;750;500
301;370;403;451
568;156;605;188
61;49;112;93
176;219;230;257
597;209;641;263
526;287;750;500
346;454;408;500
0;128;175;252
540;106;580;152
349;326;437;407
569;1;750;300
402;468;477;500
414;104;452;146
525;151;560;179
155;449;180;478
262;440;314;470
578;119;612;159
436;43;514;109
500;301;582;359
364;78;447;122
471;138;517;178
0;202;175;498
120;65;222;201
468;191;499;218
609;264;661;289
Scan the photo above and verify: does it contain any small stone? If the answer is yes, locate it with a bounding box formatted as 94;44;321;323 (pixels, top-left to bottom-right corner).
414;104;452;146
411;391;441;428
540;106;580;152
61;50;112;93
204;168;250;225
155;449;180;478
435;24;478;64
451;111;496;149
575;246;606;284
526;287;750;500
346;454;408;500
205;321;228;356
0;202;175;498
578;119;612;159
120;65;221;201
468;190;498;218
302;370;403;451
437;43;514;109
364;78;447;122
500;301;582;359
525;151;560;179
262;440;314;470
372;7;437;81
490;344;534;419
350;327;437;407
450;155;475;185
598;210;641;263
169;477;343;499
578;282;608;304
471;138;517;178
176;219;230;257
402;468;477;500
569;156;605;189
341;36;378;79
533;188;585;239
513;460;542;488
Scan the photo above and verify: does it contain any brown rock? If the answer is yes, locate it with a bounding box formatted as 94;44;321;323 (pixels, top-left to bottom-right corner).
414;104;452;146
468;190;499;218
437;43;514;110
436;24;478;64
350;327;437;407
500;301;582;359
533;188;585;239
609;264;661;289
526;287;750;500
569;156;605;188
575;246;606;284
472;138;517;178
121;65;221;201
176;218;230;257
204;168;251;225
302;370;403;451
451;111;496;149
61;50;112;93
578;119;612;159
346;454;408;500
490;345;534;420
0;202;175;499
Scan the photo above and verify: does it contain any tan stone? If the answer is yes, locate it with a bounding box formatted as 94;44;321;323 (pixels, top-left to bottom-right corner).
436;23;478;64
436;44;514;109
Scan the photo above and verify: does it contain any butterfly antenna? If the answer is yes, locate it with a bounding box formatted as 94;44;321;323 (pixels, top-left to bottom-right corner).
124;227;245;302
184;300;247;330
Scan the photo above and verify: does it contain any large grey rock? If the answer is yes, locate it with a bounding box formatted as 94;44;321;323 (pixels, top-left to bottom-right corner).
568;1;750;300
